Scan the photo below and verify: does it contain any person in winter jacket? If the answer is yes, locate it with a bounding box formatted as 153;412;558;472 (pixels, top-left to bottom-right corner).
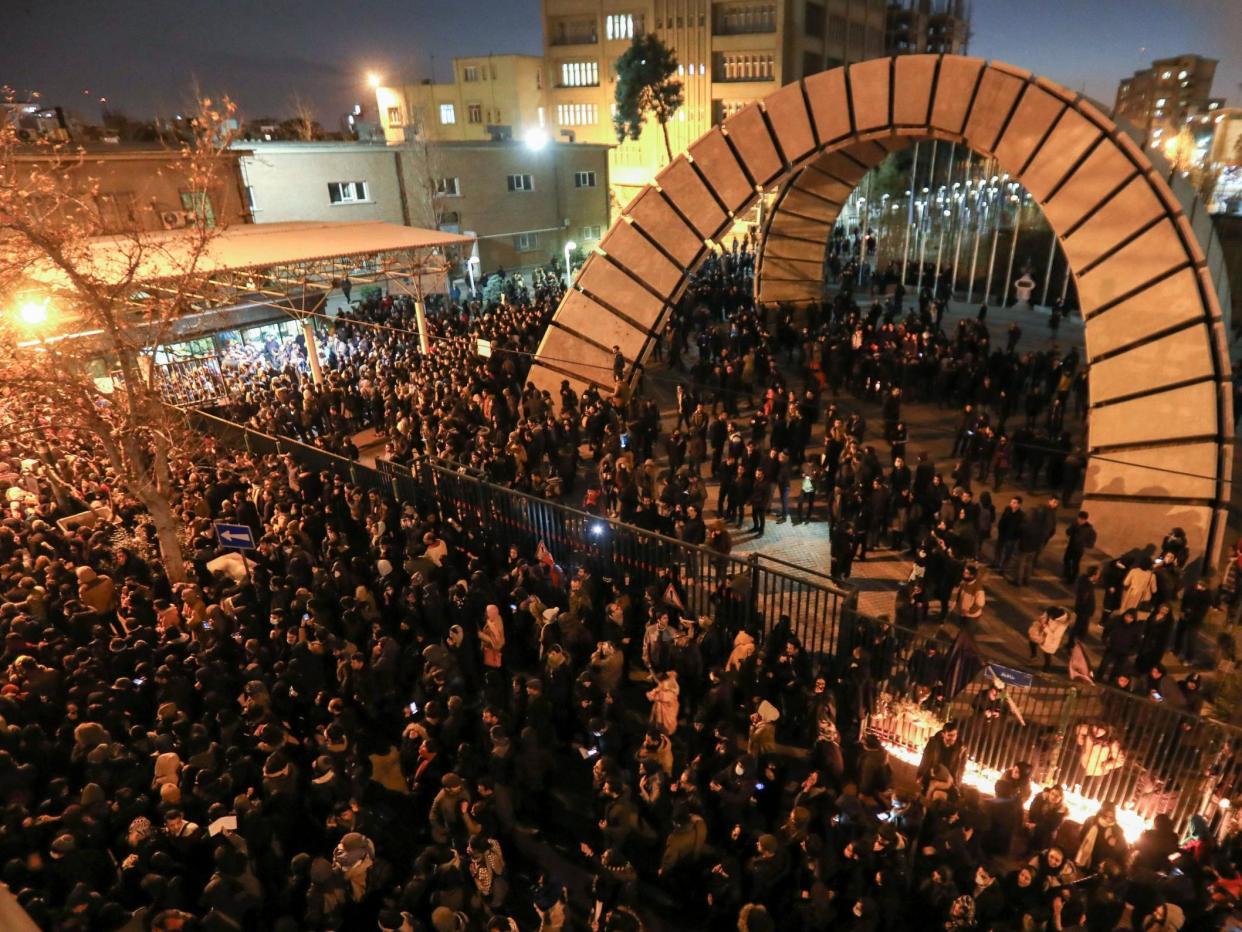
1027;607;1071;671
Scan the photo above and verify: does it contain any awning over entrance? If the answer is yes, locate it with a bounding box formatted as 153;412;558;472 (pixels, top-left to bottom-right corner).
22;221;475;292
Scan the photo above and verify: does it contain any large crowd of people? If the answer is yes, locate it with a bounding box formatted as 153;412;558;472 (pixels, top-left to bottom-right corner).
3;372;1242;931
181;238;1232;703
2;229;1236;929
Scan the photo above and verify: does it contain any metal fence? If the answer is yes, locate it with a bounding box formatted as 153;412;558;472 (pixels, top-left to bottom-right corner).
375;457;852;659
190;409;1242;833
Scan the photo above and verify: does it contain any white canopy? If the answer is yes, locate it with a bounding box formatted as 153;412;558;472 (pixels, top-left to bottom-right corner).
23;221;475;290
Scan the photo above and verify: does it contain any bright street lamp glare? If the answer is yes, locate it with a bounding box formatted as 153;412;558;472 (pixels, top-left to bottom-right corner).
524;129;549;151
367;72;382;89
16;300;49;327
565;241;577;252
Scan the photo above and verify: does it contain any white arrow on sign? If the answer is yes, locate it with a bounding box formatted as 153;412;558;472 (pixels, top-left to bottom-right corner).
218;529;251;545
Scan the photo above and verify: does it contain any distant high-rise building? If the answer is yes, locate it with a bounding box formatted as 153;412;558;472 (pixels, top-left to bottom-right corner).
885;0;970;56
1114;54;1220;147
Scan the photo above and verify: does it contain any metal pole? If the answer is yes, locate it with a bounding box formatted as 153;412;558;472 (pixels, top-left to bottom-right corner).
858;170;873;288
1002;195;1023;307
1041;234;1057;307
1059;265;1072;305
951;153;971;296
984;178;1003;304
301;319;323;385
916;140;938;294
414;299;431;354
901;141;919;287
965;185;985;305
934;146;956;287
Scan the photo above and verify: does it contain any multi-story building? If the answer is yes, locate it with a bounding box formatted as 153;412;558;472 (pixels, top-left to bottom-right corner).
237;141;407;226
373;55;547;146
885;0;969;56
541;0;891;205
426;139;612;277
235;139;610;279
9;144;251;234
1115;54;1220;147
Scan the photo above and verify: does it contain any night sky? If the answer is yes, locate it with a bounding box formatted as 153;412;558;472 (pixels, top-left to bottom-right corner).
6;0;1241;125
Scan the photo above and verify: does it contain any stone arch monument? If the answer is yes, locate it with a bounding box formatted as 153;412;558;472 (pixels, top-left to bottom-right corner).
527;55;1234;563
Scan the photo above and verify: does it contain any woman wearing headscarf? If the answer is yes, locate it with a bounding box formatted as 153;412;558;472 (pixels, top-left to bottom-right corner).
1075;802;1127;871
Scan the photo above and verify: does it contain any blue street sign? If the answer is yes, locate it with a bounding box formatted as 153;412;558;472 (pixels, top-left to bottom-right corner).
987;663;1034;690
213;522;256;550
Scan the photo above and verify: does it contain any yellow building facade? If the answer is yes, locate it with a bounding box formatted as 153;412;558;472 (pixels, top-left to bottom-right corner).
542;0;891;206
374;55;547;145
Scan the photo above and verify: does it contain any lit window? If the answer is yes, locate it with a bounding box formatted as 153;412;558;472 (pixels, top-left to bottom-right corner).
561;61;599;87
386;106;403;126
328;181;369;204
1156;98;1167;107
468;103;482;124
514;232;539;251
1178;69;1188;79
507;174;535;192
557;103;599;126
1161;71;1172;79
439;103;456;124
436;177;461;197
606;14;634;40
1210;101;1221;110
574;170;597;188
538;106;545;127
463;66;480;82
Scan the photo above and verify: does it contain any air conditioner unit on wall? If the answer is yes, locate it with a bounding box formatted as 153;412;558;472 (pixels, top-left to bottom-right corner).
160;209;190;230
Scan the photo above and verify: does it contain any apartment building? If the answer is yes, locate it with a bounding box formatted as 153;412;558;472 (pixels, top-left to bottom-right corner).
1115;54;1222;147
374;54;547;146
542;0;953;205
427;140;612;274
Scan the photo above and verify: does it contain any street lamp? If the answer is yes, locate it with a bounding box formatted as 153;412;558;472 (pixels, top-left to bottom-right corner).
524;128;549;151
367;72;382;89
564;241;577;288
15;298;49;327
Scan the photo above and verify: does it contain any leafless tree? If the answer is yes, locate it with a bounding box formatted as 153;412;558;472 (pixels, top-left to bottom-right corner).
0;91;240;581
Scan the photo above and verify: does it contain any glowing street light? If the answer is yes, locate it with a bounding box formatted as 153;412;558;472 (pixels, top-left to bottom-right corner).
366;72;382;89
524;128;549;151
15;298;50;327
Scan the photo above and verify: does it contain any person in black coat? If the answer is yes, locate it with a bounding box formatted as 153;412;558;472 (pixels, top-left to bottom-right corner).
1068;565;1099;649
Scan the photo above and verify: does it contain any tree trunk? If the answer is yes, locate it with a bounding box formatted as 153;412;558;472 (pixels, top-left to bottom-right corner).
142;489;188;583
661;121;673;165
